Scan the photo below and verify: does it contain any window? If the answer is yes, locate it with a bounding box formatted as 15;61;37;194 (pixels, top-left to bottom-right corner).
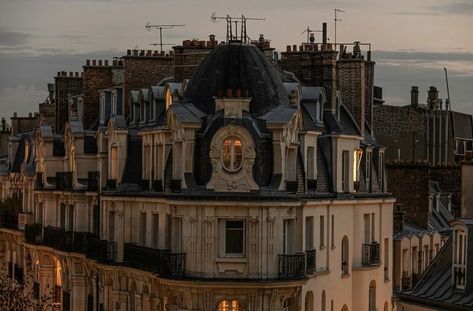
172;217;183;252
305;216;314;250
412;247;418;273
341;150;349;192
59;203;66;229
217;300;241;311
378;151;385;192
423;245;429;271
353;149;363;183
321;291;326;311
68;205;74;231
286;147;296;181
92;205;99;235
108;211;115;242
369;281;376;311
110;146;118;180
453;229;467;288
364;214;371;244
305;291;314;311
331;215;335;248
371;213;375;243
37;202;43;224
384;238;389;280
139;213;147;245
320;215;325;248
224;220;245;257
342;236;349;275
307;146;315;180
100;95;105;124
152;214;159;248
222;137;243;172
366;151;372;192
165;88;172;109
283;219;295;254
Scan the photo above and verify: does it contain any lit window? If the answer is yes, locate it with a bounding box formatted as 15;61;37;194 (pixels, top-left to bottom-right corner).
222;136;243;172
453;229;467;289
218;300;241;311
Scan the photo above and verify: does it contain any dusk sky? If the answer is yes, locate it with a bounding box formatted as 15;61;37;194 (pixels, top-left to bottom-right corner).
0;0;472;120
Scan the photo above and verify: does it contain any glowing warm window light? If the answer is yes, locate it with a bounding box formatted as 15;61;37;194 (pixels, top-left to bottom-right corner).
353;149;363;182
222;136;243;172
218;300;241;311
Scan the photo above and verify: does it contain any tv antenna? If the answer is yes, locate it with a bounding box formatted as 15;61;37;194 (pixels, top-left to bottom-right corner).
145;23;185;53
211;13;265;43
301;26;322;44
444;67;451;112
334;9;346;46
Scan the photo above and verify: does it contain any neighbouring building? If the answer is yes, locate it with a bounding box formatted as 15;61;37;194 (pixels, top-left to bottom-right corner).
0;30;395;311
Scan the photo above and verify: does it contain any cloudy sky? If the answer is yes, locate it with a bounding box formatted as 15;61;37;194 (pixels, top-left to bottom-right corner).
0;0;472;120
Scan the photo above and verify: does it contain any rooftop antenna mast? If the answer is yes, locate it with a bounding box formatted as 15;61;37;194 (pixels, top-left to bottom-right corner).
301;26;322;43
444;67;451;112
334;9;345;46
145;23;185;53
211;13;265;43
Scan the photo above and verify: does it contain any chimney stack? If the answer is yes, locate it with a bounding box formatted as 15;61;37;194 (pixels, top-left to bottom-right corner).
1;118;5;131
410;86;419;107
427;86;439;110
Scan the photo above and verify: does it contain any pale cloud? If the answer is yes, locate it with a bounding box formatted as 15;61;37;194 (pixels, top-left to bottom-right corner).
0;85;46;117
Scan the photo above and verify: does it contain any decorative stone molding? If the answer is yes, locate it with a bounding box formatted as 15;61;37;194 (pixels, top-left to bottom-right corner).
207;125;258;192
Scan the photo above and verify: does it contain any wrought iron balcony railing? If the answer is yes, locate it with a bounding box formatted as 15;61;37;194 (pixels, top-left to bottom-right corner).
362;242;380;266
305;249;316;275
278;253;306;280
25;223;42;244
56;172;73;190
36;172;44;190
86;237;116;263
42;226;89;253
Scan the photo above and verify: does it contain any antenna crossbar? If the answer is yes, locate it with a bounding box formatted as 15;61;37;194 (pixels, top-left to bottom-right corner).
145;23;186;53
211;13;265;43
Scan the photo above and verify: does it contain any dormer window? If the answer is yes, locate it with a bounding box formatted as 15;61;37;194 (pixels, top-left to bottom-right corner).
453;228;467;289
222;136;243;172
100;95;105;124
353;148;363;192
165;88;172;110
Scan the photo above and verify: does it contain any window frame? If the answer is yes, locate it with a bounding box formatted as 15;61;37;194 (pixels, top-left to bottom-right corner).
221;219;246;257
221;136;244;173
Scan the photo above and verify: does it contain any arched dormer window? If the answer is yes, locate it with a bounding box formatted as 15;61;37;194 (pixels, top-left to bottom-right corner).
453;228;467;289
217;300;241;311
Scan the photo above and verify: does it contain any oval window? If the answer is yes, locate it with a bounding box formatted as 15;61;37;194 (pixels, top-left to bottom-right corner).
222;136;243;172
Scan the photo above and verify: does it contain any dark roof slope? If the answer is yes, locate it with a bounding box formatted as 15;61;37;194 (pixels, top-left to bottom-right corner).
398;237;473;310
452;111;473;140
183;43;289;117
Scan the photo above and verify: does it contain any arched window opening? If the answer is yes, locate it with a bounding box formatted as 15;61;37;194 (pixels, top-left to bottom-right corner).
369;280;376;311
384;301;389;311
305;291;314;311
222;136;243;172
321;290;326;311
217;300;241;311
342;305;348;311
342;236;349;275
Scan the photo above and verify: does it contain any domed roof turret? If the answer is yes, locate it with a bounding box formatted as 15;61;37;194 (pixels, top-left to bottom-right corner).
183;42;289;116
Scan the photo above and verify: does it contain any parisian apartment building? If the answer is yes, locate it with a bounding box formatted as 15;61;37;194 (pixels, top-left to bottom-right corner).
3;18;470;311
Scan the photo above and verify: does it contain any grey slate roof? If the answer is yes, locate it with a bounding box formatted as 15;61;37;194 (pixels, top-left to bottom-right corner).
183;43;289;117
398;237;473;310
259;105;297;125
170;103;204;124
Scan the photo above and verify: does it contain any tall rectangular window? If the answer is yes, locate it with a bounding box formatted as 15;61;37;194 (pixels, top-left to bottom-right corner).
139;213;147;245
92;205;99;235
59;203;66;229
68;205;74;231
283;219;295;254
379;152;385;192
364;214;371;244
152;214;159;248
341;150;349;192
108;211;115;242
384;238;389;280
366;151;372;192
307;147;315;180
320;215;325;248
305;216;314;250
331;214;335;248
110;147;118;180
37;202;43;224
371;213;376;242
172;217;183;252
225;220;245;256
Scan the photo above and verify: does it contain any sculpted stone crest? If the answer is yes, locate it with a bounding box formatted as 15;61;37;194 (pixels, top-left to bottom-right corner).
207;125;258;192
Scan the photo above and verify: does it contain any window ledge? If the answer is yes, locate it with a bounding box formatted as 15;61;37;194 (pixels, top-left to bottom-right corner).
331;245;336;250
384;278;391;283
341;273;350;279
319;245;326;250
315;269;330;276
352;265;381;271
216;257;247;263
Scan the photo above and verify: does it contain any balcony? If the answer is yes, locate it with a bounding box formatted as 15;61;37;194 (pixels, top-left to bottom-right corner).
18;212;33;230
141;179;150;191
307;179;317;192
56;172;73;191
305;249;316;275
42;226;89;253
87;237;116;263
278;253;306;280
153;180;163;192
124;243;186;277
87;171;99;191
362;242;380;266
25;223;42;244
14;265;24;285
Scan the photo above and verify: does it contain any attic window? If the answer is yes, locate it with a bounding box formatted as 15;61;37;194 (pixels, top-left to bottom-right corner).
222;136;243;172
453;229;467;289
165;88;172;109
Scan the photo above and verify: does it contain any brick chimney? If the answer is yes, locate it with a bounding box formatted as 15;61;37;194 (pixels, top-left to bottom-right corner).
410;86;419;107
427;86;439;110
